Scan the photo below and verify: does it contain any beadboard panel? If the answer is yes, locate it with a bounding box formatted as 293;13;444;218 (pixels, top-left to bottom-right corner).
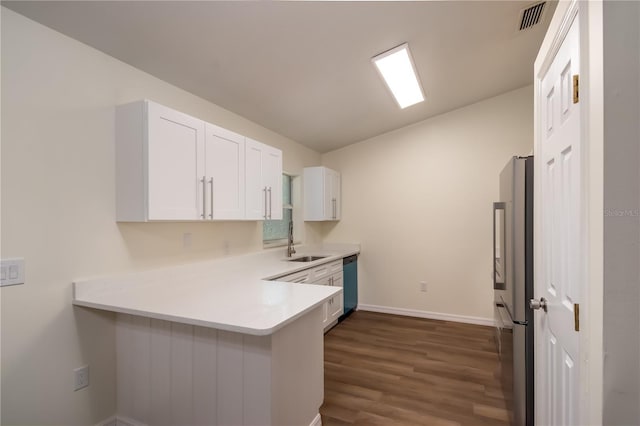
242;334;272;426
271;307;324;426
216;330;245;425
149;319;171;426
116;309;323;425
193;326;217;425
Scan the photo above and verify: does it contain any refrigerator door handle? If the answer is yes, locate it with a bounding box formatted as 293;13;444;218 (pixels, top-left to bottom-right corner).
500;297;528;326
493;202;506;290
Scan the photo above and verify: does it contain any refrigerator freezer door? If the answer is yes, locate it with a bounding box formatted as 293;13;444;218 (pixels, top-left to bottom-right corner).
497;156;534;426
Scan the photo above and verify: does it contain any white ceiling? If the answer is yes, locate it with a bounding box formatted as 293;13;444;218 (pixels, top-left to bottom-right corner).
3;1;555;153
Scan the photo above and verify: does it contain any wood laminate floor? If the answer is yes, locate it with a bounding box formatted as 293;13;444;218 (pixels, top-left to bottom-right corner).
320;311;512;426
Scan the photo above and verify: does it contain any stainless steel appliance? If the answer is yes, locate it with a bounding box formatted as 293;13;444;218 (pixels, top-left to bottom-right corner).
493;156;534;426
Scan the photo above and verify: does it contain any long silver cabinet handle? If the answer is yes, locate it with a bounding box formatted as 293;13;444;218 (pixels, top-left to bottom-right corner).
263;187;267;219
332;198;336;219
201;176;206;219
209;177;214;219
268;187;272;219
493;202;506;290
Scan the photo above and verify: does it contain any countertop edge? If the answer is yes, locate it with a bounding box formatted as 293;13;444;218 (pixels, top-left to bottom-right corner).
73;286;341;336
73;244;359;335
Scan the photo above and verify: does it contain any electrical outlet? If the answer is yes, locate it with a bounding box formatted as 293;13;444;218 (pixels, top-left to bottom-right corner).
183;232;192;248
73;365;89;391
0;258;25;287
420;281;427;292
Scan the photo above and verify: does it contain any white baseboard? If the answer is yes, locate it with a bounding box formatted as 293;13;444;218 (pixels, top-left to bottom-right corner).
99;413;318;426
96;416;146;426
116;417;147;426
357;304;495;327
310;412;323;426
95;416;117;426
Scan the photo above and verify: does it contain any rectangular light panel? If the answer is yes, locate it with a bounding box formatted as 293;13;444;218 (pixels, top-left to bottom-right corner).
372;43;425;109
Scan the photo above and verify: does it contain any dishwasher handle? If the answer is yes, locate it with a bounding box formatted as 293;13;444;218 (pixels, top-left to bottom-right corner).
343;254;358;265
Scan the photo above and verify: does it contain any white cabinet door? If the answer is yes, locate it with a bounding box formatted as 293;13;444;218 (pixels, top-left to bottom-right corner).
205;124;245;220
116;100;284;223
264;146;283;220
303;167;341;221
328;273;344;324
313;275;332;328
147;102;206;221
322;168;333;220
330;170;341;220
245;139;265;220
245;138;283;220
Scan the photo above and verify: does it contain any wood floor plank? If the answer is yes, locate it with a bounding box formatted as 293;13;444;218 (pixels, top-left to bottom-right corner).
320;311;512;425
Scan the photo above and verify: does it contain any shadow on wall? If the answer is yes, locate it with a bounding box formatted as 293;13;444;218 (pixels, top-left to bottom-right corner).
73;307;117;423
116;221;263;269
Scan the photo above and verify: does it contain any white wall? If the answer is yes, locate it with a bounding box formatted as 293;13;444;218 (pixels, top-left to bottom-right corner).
321;86;533;322
0;8;321;425
602;1;640;423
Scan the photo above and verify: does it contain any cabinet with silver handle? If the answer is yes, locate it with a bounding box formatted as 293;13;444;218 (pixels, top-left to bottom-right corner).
246;138;282;220
115;100;248;221
201;123;246;221
273;259;343;331
303;166;341;221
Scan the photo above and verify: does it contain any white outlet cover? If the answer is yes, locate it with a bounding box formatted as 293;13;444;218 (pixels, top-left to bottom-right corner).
0;258;25;287
73;365;89;391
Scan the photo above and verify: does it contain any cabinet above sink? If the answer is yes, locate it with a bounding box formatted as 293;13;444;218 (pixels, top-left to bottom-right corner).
303;166;341;221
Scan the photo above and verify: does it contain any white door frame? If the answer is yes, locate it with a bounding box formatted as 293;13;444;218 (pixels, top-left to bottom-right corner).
533;0;604;424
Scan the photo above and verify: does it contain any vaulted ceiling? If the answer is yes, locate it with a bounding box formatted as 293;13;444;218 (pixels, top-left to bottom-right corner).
3;1;555;153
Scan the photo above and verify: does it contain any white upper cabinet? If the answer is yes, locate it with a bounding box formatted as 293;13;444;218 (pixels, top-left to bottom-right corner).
116;100;206;221
245;138;283;220
303;167;341;221
205;123;245;220
116;100;264;222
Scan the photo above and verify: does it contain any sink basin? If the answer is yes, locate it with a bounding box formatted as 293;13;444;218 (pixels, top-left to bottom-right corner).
287;256;327;262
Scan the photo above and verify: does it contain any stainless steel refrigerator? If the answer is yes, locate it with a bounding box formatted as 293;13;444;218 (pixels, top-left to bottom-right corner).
493;156;534;426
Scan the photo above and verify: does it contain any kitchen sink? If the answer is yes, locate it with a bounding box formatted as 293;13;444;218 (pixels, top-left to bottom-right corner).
287;256;327;262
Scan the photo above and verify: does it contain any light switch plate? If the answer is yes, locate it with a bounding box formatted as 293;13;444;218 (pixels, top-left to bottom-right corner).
1;258;25;287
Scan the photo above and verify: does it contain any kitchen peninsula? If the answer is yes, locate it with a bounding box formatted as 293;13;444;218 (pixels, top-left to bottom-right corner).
73;245;359;426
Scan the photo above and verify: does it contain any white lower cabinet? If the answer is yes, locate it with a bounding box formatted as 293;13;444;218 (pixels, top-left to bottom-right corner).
327;272;344;325
276;259;343;332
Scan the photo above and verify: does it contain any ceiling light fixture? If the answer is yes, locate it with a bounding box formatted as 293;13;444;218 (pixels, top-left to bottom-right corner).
372;43;425;109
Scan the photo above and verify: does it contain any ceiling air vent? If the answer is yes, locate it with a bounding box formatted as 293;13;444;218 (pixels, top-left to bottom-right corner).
518;2;546;31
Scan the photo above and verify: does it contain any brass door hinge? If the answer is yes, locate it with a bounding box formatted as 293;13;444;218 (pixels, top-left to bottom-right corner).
573;75;580;103
574;303;580;331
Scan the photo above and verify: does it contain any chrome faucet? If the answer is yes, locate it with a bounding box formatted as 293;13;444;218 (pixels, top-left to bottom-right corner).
287;220;296;257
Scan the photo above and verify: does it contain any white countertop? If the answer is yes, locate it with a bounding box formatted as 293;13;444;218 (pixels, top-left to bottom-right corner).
73;243;360;336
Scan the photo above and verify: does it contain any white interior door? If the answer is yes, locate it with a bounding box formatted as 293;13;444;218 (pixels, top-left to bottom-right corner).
535;12;582;426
